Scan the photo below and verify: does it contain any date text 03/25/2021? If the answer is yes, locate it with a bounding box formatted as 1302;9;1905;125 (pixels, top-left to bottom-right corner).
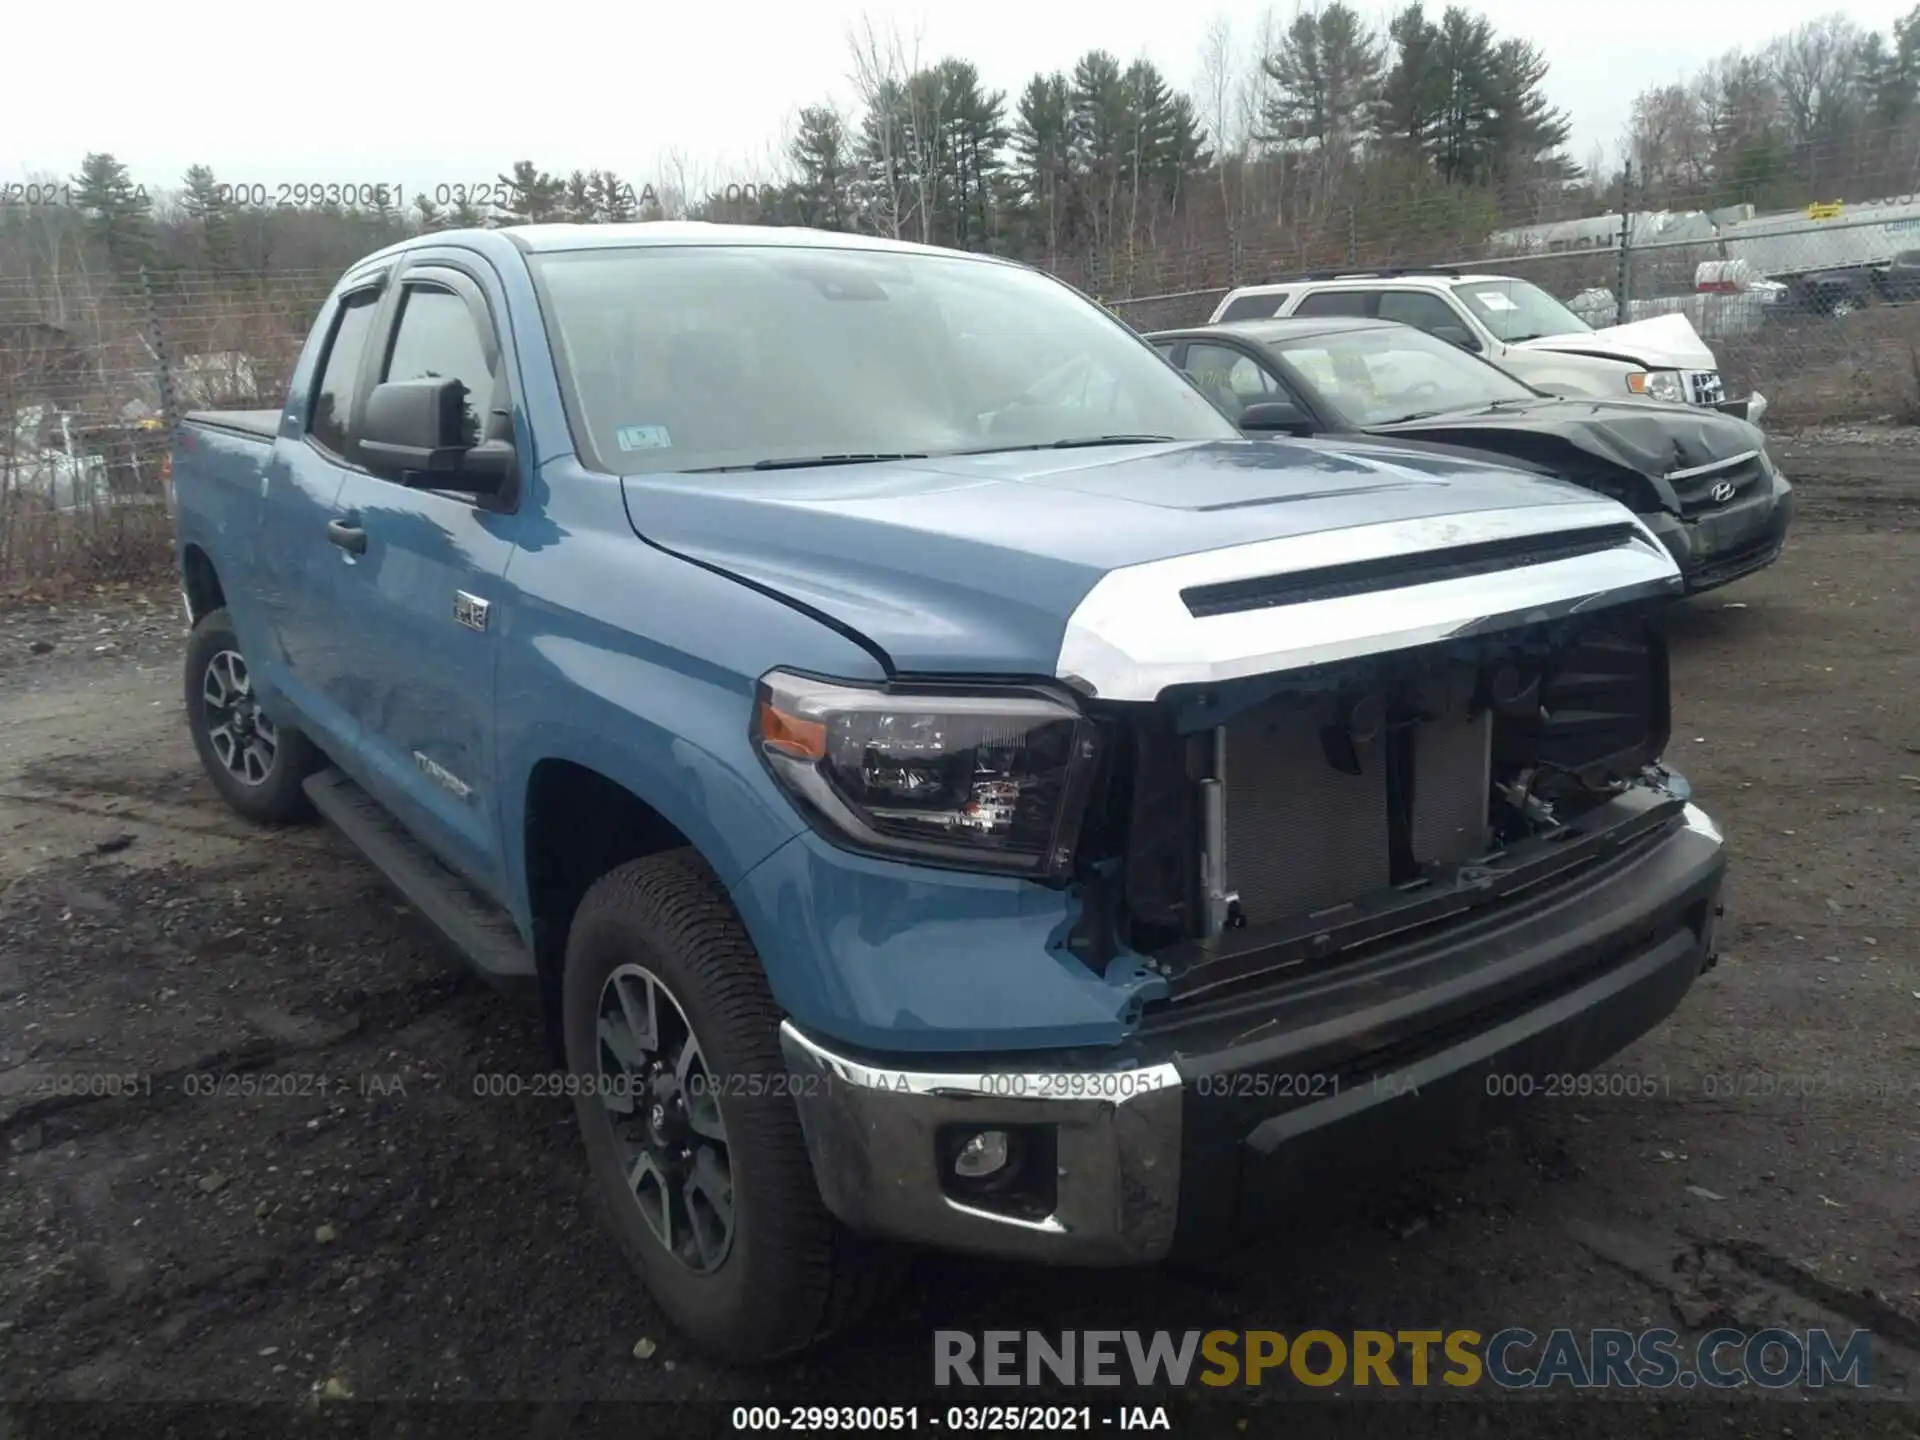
730;1407;1169;1432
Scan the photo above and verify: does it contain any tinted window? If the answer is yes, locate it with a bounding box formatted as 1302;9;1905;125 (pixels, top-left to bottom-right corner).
1268;324;1535;427
382;285;497;447
1218;291;1290;321
1377;290;1468;335
1182;342;1284;421
1291;290;1373;318
528;246;1238;474
307;290;379;455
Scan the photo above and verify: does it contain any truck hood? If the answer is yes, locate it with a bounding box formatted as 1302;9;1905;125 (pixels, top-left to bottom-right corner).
1512;312;1718;372
619;438;1674;679
1365;397;1765;513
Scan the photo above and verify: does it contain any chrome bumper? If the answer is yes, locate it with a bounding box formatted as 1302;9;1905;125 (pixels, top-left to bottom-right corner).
778;802;1725;1266
777;1022;1184;1264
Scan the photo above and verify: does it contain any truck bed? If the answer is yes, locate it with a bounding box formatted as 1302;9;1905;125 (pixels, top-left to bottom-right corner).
185;409;281;442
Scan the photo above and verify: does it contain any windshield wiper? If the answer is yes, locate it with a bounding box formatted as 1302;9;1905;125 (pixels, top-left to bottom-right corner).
958;434;1179;456
687;452;929;473
1385;398;1534;425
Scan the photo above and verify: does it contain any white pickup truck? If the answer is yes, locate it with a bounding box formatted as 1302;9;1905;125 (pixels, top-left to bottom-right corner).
1210;269;1766;425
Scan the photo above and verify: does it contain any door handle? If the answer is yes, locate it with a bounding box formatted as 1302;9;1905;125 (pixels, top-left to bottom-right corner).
326;519;367;554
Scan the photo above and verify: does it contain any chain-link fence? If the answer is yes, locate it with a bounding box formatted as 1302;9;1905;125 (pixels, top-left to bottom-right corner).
0;268;332;589
1098;208;1920;429
5;204;1919;589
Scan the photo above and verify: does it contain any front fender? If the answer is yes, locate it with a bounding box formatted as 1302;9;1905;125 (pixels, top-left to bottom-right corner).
496;464;889;938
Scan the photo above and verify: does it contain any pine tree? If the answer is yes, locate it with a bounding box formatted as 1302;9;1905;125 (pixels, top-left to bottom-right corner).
180;164;237;270
1260;2;1385;162
562;169;596;222
493;160;565;225
1481;37;1576;185
788;104;854;230
590;170;637;222
71;152;156;274
412;194;447;233
1010;72;1075;257
1374;5;1447;160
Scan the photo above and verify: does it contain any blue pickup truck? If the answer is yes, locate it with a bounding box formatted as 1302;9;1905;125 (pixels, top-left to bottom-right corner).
172;223;1727;1362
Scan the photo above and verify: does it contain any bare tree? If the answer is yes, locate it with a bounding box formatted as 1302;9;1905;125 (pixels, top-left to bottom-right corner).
1769;16;1867;156
1236;5;1287;223
846;13;925;239
1195;15;1244;248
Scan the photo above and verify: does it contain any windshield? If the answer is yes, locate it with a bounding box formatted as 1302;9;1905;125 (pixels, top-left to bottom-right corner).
1452;278;1593;343
1268;325;1540;428
527;245;1238;473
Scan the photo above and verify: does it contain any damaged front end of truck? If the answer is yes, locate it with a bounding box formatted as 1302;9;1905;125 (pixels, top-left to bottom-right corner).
1054;501;1707;1008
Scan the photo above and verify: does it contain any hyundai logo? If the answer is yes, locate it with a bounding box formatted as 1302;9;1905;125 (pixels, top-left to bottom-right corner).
1710;480;1736;503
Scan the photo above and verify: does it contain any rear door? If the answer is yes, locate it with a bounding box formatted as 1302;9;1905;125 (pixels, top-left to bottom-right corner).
321;257;521;896
252;276;385;751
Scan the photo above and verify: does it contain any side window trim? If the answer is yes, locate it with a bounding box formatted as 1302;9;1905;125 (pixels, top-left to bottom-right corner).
384;265;513;446
1434;289;1486;339
362;261;518;511
379;267;503;381
302;282;384;465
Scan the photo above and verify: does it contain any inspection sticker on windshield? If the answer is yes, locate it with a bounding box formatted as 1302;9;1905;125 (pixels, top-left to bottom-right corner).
616;424;672;451
1475;292;1517;311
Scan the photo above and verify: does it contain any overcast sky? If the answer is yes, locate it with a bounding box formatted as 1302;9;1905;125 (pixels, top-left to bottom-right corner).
2;0;1907;198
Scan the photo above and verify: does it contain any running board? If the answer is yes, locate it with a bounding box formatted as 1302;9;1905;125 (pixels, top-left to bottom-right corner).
303;767;536;989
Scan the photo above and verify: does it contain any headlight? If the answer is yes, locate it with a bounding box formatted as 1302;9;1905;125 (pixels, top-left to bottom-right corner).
1626;370;1687;403
751;670;1104;880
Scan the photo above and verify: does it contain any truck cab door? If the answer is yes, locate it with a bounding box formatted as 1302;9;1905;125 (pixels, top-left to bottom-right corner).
319;261;522;901
250;280;384;754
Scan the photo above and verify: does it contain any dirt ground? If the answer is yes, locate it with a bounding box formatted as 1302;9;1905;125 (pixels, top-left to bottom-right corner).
1;427;1916;1427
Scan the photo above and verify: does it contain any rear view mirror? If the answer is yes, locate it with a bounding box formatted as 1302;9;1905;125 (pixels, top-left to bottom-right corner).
1433;325;1481;352
359;377;513;494
1238;401;1315;436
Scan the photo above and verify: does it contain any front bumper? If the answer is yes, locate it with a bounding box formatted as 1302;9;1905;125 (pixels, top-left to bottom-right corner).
1645;472;1795;594
1713;392;1767;426
779;801;1726;1264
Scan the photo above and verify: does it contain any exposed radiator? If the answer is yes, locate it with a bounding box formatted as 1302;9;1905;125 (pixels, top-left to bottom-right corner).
1410;694;1493;866
1221;687;1491;925
1224;706;1389;923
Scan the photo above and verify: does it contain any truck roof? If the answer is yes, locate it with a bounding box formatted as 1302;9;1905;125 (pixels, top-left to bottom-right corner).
353;221;977;270
1227;273;1519;293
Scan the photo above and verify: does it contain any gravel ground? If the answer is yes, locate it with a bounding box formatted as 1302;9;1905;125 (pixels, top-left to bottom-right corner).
0;428;1916;1432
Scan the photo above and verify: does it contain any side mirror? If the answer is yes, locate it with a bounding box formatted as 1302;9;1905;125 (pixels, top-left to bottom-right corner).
359;377;513;494
1433;325;1481;352
1238;400;1315;436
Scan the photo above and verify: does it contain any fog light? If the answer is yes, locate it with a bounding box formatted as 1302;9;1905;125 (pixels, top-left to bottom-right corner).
953;1129;1011;1178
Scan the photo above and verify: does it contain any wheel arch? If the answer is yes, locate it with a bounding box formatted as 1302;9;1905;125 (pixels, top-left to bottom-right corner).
181;544;226;625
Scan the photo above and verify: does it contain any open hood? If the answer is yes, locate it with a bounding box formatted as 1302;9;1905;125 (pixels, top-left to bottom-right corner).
1511;312;1718;372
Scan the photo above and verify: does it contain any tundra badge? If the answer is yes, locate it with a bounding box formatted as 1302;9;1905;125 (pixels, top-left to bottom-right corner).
454;591;489;631
413;752;473;799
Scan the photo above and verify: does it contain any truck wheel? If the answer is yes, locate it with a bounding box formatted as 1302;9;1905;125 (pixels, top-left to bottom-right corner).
184;608;322;824
562;849;899;1363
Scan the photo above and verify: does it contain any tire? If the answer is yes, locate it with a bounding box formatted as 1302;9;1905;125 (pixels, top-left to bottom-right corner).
184;607;323;824
562;848;900;1363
